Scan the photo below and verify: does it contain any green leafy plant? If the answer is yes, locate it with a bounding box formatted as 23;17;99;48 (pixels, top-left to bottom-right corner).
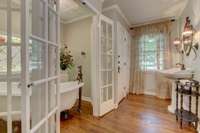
60;46;74;71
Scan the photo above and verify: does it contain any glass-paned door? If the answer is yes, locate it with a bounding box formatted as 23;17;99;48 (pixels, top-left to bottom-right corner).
20;0;60;133
0;0;22;133
99;15;114;116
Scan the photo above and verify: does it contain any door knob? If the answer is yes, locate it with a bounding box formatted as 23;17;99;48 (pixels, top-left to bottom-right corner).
118;66;120;73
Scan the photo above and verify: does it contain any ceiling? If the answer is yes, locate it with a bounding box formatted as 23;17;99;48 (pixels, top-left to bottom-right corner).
103;0;189;25
60;0;94;23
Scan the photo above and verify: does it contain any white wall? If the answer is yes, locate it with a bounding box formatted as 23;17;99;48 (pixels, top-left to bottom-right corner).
178;0;200;130
180;0;200;81
61;17;93;98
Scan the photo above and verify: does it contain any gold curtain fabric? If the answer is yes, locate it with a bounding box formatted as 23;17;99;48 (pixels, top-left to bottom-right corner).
130;21;173;98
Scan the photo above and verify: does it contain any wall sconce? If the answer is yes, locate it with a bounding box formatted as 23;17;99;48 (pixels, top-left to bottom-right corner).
173;17;199;59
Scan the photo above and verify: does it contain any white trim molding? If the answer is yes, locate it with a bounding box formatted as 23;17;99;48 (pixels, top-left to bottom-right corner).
103;4;131;27
61;14;93;24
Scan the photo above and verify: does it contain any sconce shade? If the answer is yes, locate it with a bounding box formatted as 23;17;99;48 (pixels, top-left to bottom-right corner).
173;17;199;59
173;38;181;46
182;17;193;36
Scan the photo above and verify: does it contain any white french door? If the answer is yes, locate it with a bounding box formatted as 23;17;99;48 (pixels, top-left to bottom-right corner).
99;15;115;116
0;0;59;132
21;0;60;133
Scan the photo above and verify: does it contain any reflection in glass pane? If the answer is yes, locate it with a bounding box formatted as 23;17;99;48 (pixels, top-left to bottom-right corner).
107;40;112;53
0;10;7;43
0;46;7;73
31;0;45;38
12;46;21;73
108;24;112;39
48;114;56;133
29;40;46;82
101;21;106;37
30;83;46;129
101;55;107;69
0;0;7;7
108;86;112;100
48;80;57;112
48;10;57;43
11;11;21;44
107;56;112;69
101;72;107;86
107;71;112;84
11;83;21;111
101;37;106;53
101;87;107;103
48;45;57;77
11;117;21;133
0;82;7;132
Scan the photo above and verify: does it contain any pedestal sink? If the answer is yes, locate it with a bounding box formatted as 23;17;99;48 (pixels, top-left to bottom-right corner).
159;68;194;80
158;68;194;113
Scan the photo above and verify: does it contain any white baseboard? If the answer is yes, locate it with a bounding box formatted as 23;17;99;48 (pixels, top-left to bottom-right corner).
144;91;156;96
82;96;92;103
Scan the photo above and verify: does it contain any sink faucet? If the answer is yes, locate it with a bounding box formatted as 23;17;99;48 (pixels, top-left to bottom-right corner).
176;63;186;70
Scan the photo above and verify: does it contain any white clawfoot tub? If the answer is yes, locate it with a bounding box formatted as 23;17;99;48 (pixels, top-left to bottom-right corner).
60;81;84;112
0;81;84;120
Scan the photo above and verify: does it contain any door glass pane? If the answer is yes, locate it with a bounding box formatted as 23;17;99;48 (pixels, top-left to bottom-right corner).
29;40;46;82
0;10;7;44
0;111;7;133
0;0;7;8
108;86;112;100
48;80;57;112
11;83;21;133
30;0;45;38
0;82;7;133
48;10;57;43
101;21;106;38
107;71;112;84
48;114;56;133
107;56;112;69
107;40;112;53
48;45;57;77
11;11;21;44
11;46;21;73
108;24;112;39
101;87;107;103
0;46;7;73
30;83;46;129
101;72;107;86
101;55;107;69
101;37;106;53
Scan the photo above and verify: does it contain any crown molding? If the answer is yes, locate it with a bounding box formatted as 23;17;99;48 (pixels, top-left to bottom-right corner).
61;14;92;24
103;4;131;27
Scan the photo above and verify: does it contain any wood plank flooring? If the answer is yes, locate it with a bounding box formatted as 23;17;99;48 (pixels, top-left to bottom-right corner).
61;95;196;133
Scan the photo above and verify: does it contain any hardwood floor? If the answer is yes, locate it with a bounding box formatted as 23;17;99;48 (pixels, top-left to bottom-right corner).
61;95;196;133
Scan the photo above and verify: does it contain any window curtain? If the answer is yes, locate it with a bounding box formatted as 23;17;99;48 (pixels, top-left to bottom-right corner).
130;21;173;98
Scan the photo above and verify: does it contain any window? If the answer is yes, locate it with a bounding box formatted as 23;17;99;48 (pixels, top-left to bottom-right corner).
139;34;165;70
0;35;21;74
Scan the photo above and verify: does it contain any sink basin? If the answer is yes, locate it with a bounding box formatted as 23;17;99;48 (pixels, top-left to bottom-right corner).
159;68;194;80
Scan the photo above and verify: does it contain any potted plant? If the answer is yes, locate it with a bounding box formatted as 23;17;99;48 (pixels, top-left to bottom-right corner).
60;46;74;81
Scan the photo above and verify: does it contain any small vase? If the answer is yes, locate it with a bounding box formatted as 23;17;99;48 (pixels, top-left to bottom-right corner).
60;70;69;82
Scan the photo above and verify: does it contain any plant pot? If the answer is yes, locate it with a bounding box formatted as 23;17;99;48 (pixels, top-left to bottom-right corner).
60;70;69;82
